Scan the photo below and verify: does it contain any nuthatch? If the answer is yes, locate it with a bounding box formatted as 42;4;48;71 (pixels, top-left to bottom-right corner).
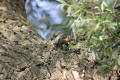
54;33;68;47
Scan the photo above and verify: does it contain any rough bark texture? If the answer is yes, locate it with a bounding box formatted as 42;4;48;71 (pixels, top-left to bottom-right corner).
0;0;119;80
0;1;78;80
3;0;26;18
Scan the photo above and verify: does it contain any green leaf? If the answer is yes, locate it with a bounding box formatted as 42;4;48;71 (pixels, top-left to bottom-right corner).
81;26;95;30
105;48;112;57
99;61;108;65
69;45;78;49
57;0;67;5
58;4;66;8
96;64;110;74
101;0;115;11
67;5;72;16
91;50;96;60
118;59;120;66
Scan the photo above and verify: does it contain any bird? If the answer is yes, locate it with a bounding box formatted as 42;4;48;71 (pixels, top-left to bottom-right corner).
54;33;68;48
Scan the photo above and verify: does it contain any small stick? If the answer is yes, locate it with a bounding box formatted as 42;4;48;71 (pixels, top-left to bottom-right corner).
113;0;119;9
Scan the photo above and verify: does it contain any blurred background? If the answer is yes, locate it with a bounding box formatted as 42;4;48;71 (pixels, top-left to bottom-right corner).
25;0;69;40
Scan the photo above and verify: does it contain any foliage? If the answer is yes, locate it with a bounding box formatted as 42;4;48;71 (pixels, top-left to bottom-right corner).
57;0;120;74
